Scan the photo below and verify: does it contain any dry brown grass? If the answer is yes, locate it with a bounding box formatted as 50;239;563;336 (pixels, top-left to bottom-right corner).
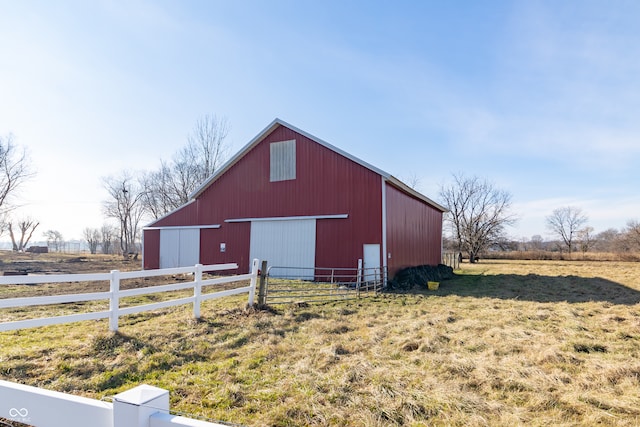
486;251;640;262
1;255;640;426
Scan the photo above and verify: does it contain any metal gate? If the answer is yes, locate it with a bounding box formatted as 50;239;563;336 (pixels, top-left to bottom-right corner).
262;264;385;305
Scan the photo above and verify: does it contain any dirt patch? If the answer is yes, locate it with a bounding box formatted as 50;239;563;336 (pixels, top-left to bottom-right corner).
0;252;136;275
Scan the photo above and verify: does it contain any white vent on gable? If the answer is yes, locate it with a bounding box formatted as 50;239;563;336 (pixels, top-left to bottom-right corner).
270;139;296;182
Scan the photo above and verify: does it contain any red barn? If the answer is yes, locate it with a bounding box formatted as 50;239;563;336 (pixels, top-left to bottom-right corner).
142;119;446;280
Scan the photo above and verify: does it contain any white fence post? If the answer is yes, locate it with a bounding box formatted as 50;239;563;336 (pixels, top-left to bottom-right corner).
248;259;259;306
112;384;169;427
110;269;120;332
193;263;203;319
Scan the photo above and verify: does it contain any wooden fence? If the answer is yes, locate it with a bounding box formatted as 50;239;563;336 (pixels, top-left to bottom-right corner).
0;259;260;333
442;252;460;270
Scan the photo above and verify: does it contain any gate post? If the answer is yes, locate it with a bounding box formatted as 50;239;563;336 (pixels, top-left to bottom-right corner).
258;260;268;306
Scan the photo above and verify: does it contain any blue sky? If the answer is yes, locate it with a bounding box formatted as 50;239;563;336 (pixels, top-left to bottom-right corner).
1;0;639;242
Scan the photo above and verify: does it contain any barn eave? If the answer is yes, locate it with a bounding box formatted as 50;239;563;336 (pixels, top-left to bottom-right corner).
144;199;197;228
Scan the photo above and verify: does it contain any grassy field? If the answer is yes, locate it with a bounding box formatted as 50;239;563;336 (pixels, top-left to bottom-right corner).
1;255;640;426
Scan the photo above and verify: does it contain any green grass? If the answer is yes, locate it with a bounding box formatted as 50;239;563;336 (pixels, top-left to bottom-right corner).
2;258;640;426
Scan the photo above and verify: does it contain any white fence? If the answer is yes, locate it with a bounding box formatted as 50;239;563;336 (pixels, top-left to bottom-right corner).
0;259;260;332
0;380;229;427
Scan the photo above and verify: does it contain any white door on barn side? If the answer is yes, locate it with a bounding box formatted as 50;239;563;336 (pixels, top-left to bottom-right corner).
159;228;200;269
250;219;316;279
363;244;381;282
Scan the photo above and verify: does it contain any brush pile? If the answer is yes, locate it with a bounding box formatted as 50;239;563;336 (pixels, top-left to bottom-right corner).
389;264;454;290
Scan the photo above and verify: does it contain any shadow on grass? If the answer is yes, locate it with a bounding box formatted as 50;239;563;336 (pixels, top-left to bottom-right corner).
413;273;640;305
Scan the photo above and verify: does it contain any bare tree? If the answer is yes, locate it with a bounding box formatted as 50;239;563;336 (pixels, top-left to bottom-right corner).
0;134;34;216
103;173;146;258
43;230;64;252
140;115;231;219
186;114;230;183
577;226;595;257
83;227;101;254
593;228;620;252
402;172;422;191
530;235;545;251
439;174;517;263
623;220;640;251
546;206;588;256
139;163;174;220
100;224;117;254
8;217;39;251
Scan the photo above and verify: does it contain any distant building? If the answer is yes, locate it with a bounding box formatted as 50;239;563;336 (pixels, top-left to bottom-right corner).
142;119;446;279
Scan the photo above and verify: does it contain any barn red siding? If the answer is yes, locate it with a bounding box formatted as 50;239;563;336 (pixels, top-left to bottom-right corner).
197;126;382;220
194;125;383;272
152;201;200;227
146;124;384;273
385;183;443;277
199;223;251;271
143;229;160;269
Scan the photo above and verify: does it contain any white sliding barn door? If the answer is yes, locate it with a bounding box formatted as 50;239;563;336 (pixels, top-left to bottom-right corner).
159;228;200;268
250;219;316;278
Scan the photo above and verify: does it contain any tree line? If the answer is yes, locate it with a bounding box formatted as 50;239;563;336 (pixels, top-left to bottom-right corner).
0;114;230;256
0;133;38;251
96;114;230;257
1;124;638;261
440;174;640;262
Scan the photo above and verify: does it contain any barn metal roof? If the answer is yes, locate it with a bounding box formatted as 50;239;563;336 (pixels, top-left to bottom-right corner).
190;118;447;212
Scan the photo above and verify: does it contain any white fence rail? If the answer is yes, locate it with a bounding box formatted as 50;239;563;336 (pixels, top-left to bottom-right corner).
0;380;229;427
0;259;260;332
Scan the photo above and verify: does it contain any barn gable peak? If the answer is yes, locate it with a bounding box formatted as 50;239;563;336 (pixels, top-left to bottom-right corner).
190;118;446;212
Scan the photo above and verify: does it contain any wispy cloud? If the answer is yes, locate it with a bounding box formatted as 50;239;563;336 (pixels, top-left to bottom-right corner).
2;1;638;240
478;1;640;168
